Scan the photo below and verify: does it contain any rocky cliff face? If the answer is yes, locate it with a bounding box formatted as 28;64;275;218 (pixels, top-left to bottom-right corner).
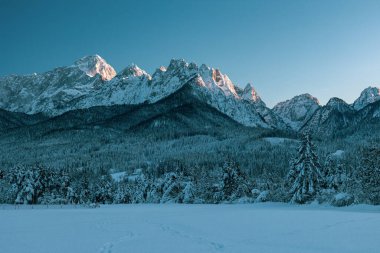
272;94;320;130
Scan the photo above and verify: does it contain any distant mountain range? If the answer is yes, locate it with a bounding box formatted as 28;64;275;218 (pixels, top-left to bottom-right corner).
0;55;379;171
0;55;379;136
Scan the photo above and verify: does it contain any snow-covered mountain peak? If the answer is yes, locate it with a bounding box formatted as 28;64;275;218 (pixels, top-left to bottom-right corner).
272;93;320;130
164;59;199;81
211;68;222;80
208;69;238;97
158;60;240;97
118;64;150;78
244;83;253;90
74;55;116;81
241;83;262;103
274;93;319;110
326;97;347;107
297;93;319;104
167;59;188;71
353;86;380;110
326;97;352;113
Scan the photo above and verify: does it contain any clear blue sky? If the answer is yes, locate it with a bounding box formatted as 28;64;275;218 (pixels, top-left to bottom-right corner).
1;0;380;107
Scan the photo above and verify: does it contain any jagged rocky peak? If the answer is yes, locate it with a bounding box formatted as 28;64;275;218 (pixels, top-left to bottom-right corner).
326;97;347;106
274;93;319;112
118;63;150;78
297;93;319;104
325;97;353;113
200;63;211;72
212;69;224;82
208;68;238;97
241;83;262;103
74;54;116;81
167;58;189;71
353;86;380;110
162;59;239;96
151;66;167;80
326;97;349;108
164;59;199;79
273;93;320;130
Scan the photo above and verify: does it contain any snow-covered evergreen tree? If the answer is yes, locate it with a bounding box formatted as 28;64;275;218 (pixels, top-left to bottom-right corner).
8;166;47;204
114;179;133;204
193;165;214;203
93;175;114;204
0;169;11;203
128;170;148;203
69;168;92;204
182;181;196;204
357;146;380;204
323;155;347;191
161;172;182;203
286;134;324;204
217;160;250;202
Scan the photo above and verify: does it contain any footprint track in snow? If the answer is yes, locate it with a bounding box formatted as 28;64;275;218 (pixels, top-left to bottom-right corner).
98;232;137;253
99;242;113;253
159;224;225;252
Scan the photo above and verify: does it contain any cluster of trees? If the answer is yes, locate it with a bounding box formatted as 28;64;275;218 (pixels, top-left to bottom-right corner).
286;134;380;205
0;162;253;205
0;166;112;205
0;135;378;206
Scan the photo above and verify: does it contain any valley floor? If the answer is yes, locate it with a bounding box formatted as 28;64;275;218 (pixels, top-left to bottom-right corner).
1;203;379;253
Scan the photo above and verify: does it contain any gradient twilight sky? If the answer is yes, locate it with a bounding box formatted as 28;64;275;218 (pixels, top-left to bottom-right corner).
1;0;380;107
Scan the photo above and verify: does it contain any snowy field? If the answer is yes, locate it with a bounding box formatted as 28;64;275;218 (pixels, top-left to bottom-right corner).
1;204;380;253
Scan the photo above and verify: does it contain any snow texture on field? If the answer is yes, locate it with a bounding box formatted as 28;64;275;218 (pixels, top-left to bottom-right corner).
1;203;379;253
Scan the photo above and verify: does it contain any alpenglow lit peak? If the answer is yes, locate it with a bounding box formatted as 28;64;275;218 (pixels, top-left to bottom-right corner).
74;55;116;81
118;64;150;78
240;83;263;103
352;86;380;110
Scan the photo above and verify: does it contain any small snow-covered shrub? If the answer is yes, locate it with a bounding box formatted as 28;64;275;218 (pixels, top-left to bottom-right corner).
232;197;254;204
182;181;195;204
317;188;336;204
331;193;354;207
255;190;269;203
88;203;100;208
251;189;261;199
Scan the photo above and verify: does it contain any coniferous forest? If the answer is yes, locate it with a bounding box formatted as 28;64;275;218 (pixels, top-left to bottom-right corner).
1;134;378;206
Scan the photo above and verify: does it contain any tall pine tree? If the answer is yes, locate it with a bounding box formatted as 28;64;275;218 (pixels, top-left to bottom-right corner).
286;134;324;204
218;160;250;202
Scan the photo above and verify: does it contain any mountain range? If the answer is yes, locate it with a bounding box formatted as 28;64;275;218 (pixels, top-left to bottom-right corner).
0;54;379;133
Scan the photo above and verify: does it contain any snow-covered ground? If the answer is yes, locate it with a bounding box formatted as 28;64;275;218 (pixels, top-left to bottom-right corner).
263;137;292;145
1;203;379;253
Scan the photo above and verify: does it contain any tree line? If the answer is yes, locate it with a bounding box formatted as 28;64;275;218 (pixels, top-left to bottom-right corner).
0;134;379;206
